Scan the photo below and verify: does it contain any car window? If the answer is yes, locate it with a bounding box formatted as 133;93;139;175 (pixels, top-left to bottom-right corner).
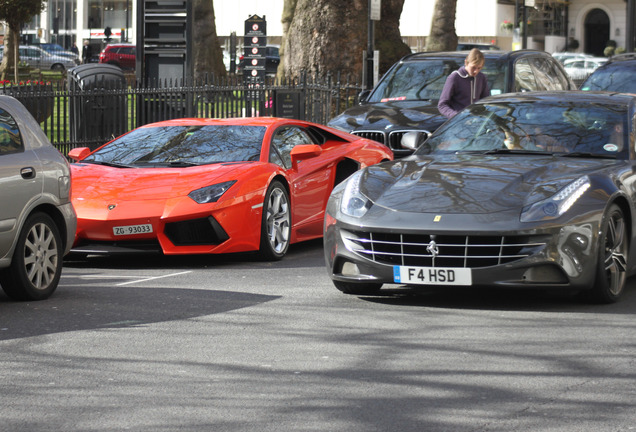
514;58;538;92
121;47;135;55
0;108;24;155
530;58;568;91
270;126;313;168
581;63;636;93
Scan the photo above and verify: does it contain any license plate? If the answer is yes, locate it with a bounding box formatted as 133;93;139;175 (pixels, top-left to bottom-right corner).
113;224;153;236
393;266;472;286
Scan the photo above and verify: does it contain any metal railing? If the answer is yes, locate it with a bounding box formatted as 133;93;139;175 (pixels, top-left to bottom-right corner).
1;71;363;155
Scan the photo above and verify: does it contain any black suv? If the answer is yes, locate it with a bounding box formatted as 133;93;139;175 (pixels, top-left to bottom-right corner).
580;53;636;93
328;50;575;157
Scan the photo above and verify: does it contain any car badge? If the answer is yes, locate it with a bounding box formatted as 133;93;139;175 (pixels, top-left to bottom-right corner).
426;240;439;259
108;204;117;210
434;215;442;222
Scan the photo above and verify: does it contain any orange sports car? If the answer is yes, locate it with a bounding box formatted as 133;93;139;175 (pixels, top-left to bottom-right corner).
68;117;392;260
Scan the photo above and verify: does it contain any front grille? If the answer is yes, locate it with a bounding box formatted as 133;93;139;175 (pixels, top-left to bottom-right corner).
164;216;229;246
352;130;386;145
388;131;408;150
345;231;548;268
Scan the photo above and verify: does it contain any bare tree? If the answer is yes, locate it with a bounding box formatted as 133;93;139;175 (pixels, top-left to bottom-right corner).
281;0;409;81
0;0;46;81
425;0;458;51
192;0;226;81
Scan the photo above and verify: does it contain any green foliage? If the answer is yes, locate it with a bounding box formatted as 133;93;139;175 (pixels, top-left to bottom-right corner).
0;0;46;29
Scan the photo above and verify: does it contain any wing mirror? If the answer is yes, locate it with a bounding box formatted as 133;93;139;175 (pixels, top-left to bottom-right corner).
290;144;322;168
67;147;91;161
358;90;371;104
401;131;431;151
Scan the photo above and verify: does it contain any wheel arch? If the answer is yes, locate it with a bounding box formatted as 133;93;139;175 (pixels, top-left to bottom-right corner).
31;203;71;250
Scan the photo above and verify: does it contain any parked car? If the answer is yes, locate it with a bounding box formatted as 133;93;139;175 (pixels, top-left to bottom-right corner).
327;50;575;158
237;45;280;76
456;42;500;51
580;53;636;93
562;57;606;84
551;51;593;65
34;42;80;64
98;43;136;70
68;117;392;260
0;45;77;71
324;91;635;303
0;95;77;301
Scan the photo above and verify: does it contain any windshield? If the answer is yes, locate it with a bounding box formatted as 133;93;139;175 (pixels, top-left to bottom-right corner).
367;58;506;103
417;100;628;159
84;125;266;166
580;63;636;93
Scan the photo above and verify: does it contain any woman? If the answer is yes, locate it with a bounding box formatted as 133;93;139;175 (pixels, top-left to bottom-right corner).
438;48;490;118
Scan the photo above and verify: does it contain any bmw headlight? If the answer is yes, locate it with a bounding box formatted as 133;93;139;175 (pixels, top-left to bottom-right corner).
188;180;237;204
341;170;372;218
521;176;591;222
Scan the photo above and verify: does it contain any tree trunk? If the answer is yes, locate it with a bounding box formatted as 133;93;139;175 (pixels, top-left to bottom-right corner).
0;26;19;82
281;0;409;81
425;0;458;51
192;0;226;81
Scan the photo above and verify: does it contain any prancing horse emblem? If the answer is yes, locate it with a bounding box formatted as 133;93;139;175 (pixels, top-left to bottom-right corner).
108;204;116;210
426;240;439;259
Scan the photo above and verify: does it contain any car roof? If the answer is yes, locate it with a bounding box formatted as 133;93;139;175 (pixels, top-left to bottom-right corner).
401;49;553;63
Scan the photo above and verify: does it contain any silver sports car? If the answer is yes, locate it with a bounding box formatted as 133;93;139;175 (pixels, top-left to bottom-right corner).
324;91;635;303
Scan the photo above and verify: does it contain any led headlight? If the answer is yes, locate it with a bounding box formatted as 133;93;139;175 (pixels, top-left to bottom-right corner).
341;170;372;218
188;180;237;204
521;176;591;222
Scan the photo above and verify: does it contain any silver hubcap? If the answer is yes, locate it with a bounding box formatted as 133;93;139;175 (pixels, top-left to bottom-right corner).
265;188;290;254
24;222;58;290
604;212;627;296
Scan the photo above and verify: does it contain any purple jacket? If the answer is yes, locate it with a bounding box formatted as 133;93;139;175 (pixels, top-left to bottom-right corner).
437;66;490;118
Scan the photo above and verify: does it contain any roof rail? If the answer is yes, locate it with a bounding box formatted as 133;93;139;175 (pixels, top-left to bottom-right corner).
609;52;636;62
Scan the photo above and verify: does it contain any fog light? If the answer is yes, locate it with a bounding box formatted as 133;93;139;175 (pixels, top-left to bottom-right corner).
342;262;360;276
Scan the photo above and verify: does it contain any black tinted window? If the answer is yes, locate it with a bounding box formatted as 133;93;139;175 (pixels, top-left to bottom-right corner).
581;62;636;93
0;108;23;155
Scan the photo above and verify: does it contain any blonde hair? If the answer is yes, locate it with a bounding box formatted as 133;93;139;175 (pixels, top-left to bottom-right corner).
466;48;485;65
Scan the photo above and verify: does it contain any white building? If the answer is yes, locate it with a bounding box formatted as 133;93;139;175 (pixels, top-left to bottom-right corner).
8;0;635;57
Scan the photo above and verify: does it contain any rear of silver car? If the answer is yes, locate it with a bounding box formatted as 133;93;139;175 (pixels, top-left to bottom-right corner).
0;95;76;300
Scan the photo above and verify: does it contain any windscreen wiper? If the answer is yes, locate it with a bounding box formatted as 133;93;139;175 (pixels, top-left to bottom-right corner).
559;152;616;159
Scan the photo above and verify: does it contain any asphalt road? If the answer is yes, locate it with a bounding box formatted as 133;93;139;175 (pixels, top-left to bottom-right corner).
1;239;636;432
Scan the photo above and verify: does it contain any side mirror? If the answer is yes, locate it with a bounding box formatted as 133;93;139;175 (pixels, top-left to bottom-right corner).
358;90;371;104
68;147;91;161
401;131;431;151
290;144;322;168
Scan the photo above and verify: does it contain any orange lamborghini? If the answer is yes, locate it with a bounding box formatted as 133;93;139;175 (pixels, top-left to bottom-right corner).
68;117;392;260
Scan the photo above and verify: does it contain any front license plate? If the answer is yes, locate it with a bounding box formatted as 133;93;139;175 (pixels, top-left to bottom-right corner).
393;266;472;286
113;224;153;236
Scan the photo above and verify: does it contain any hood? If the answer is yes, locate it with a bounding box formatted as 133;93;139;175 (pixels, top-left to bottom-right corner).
362;154;618;214
70;162;245;202
328;100;447;134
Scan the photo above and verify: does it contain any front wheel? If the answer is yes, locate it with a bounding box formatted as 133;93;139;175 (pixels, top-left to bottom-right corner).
0;212;63;301
259;181;291;261
590;204;628;303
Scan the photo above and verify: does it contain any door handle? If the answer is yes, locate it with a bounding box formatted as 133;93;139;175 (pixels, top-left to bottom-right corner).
20;167;35;179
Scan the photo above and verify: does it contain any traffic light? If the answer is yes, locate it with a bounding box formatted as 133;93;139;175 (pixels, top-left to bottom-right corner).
104;26;112;42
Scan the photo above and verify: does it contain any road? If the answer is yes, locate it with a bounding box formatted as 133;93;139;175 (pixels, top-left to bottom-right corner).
1;239;636;432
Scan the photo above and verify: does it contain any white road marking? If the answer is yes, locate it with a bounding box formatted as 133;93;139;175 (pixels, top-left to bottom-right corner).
115;271;193;286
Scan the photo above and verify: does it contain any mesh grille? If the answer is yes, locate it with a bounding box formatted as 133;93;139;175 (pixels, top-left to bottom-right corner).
352;131;386;145
345;231;548;268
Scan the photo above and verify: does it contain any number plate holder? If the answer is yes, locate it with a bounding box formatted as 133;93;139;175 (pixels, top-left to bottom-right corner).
393;266;472;286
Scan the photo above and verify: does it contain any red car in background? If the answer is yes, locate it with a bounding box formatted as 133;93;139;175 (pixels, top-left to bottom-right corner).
68;117;392;260
98;43;136;70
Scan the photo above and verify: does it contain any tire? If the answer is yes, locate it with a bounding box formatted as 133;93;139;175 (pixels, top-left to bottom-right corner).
590;204;628;303
333;280;382;295
259;181;291;261
51;64;65;72
0;212;63;301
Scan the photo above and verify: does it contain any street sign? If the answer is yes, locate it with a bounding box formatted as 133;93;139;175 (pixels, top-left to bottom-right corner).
243;15;267;101
370;0;381;21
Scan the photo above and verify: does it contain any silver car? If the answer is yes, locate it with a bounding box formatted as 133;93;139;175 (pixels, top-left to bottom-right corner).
0;95;76;301
0;45;77;71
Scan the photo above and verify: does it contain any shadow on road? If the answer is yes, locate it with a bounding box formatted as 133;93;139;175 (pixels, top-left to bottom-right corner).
356;279;636;314
0;286;280;341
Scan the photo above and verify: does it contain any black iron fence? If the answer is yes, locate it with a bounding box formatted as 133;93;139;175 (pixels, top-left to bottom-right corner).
1;70;363;155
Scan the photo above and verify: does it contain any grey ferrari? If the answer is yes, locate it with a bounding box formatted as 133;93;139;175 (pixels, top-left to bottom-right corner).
324;91;635;303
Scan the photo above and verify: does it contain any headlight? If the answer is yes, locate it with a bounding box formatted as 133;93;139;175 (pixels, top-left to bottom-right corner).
188;180;236;204
520;176;591;222
341;170;371;218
